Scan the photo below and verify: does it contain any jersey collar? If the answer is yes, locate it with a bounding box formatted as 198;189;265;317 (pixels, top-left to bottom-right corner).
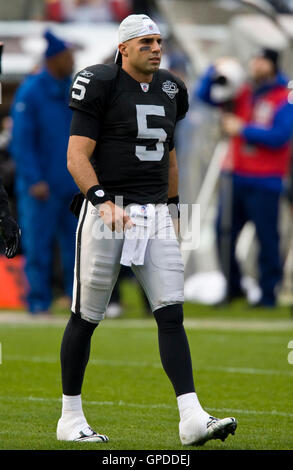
120;67;157;91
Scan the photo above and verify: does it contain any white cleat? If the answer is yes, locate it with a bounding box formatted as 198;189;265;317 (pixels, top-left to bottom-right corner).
57;418;109;443
179;412;237;446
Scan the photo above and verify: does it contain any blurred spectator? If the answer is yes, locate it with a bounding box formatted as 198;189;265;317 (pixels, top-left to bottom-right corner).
62;0;113;22
196;49;293;308
10;30;78;315
44;0;157;23
45;0;66;22
109;0;132;22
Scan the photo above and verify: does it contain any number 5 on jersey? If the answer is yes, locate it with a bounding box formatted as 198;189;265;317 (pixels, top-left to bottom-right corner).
136;104;167;161
72;76;90;101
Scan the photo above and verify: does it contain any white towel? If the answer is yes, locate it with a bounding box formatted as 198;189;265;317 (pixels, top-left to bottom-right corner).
120;204;155;267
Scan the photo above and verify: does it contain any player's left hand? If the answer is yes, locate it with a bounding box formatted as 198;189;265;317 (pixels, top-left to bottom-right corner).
0;215;21;258
221;113;244;136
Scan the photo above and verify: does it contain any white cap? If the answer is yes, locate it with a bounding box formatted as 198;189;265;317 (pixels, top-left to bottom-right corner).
115;14;161;64
119;14;160;43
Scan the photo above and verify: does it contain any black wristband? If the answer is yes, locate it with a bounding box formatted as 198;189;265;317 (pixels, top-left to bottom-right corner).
86;185;111;206
167;195;180;219
167;195;179;205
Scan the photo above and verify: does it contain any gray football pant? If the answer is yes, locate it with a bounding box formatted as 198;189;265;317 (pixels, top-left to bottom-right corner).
71;201;184;323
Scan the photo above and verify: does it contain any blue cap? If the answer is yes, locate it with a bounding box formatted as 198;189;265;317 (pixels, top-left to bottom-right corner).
44;30;69;58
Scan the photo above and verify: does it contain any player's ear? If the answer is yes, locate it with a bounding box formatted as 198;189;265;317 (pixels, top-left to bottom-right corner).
119;43;128;59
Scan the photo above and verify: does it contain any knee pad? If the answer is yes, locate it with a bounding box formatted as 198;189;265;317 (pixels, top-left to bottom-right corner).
153;303;184;333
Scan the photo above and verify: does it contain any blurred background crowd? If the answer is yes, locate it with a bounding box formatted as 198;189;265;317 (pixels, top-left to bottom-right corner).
1;0;293;316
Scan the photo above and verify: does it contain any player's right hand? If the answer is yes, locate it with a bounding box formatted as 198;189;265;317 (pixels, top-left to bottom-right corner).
99;201;134;232
29;181;50;201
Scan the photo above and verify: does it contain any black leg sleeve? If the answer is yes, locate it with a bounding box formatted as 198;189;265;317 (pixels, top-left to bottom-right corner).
60;312;98;396
153;304;195;397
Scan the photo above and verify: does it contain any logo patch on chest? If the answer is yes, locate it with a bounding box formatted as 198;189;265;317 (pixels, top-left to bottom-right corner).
162;80;179;99
140;83;150;93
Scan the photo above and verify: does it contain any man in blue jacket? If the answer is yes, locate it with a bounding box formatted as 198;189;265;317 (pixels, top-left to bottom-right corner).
10;31;77;314
196;50;293;307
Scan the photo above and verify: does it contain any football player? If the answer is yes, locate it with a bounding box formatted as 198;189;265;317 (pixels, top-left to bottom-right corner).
57;14;237;445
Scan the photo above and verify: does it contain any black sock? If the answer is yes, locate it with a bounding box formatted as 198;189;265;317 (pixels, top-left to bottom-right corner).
153;304;195;397
60;312;98;396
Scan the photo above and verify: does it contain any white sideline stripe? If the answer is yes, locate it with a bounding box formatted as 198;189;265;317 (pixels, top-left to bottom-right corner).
1;313;293;331
4;354;160;368
205;366;293;377
0;395;292;419
4;354;293;377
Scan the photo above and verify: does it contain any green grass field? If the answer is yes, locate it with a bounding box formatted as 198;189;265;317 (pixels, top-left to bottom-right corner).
1;280;293;451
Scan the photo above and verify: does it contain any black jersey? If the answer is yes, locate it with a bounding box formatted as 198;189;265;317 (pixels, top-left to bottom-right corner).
69;64;189;205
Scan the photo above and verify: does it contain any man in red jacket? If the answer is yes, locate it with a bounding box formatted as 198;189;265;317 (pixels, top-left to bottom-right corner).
197;49;293;307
